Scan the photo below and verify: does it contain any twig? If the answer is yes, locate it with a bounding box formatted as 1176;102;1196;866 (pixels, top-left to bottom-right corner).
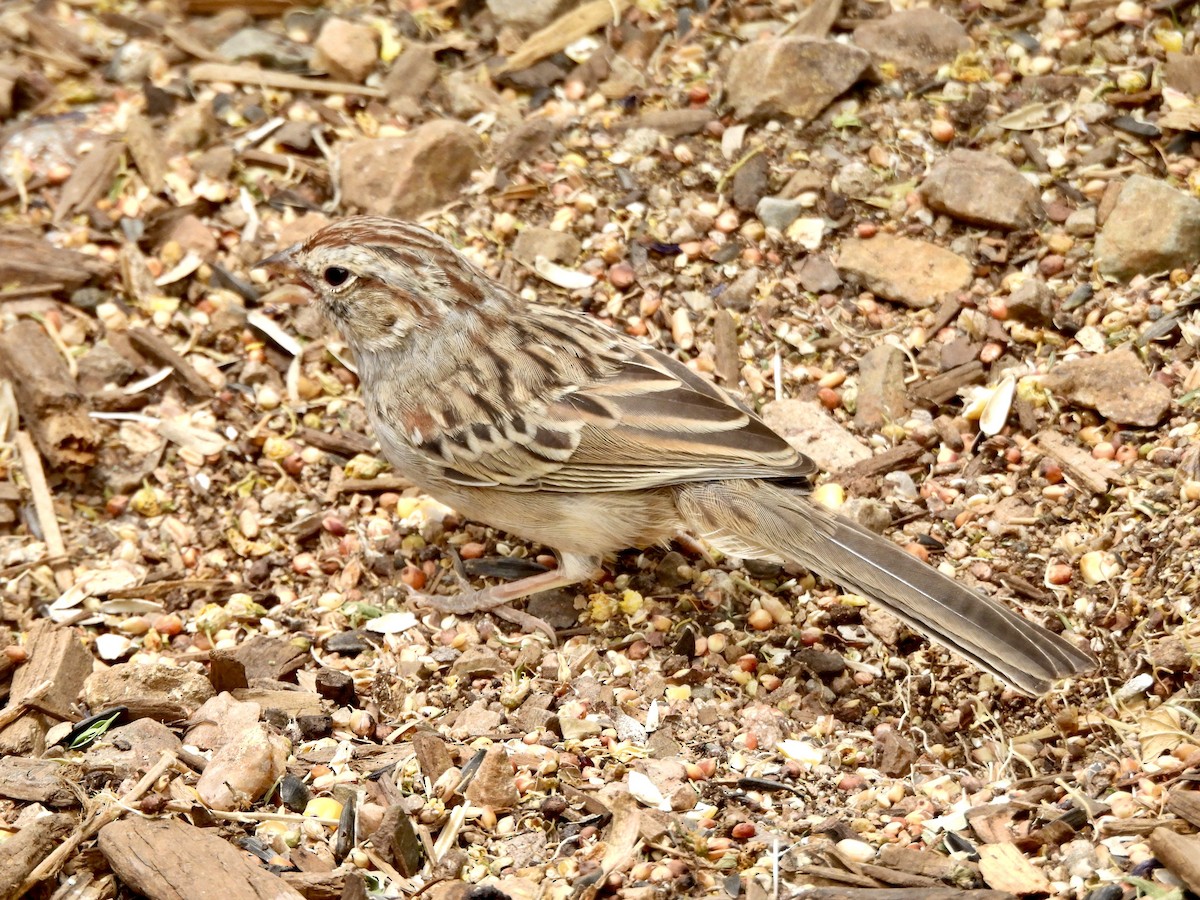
20;750;179;894
0;553;72;578
0;679;53;730
16;431;72;590
0;283;65;301
162;801;339;825
189;62;386;97
0;174;49;206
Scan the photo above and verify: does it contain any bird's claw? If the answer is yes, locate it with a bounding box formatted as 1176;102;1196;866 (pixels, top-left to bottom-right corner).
401;584;557;645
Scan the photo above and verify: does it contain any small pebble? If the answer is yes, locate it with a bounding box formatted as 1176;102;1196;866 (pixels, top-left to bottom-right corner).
930;120;955;143
608;262;635;289
1046;563;1073;585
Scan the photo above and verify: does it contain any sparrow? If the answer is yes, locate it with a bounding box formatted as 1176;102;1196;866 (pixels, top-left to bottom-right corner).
257;216;1095;694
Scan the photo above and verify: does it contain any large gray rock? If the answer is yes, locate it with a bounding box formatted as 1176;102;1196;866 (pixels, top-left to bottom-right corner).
312;17;379;83
854;9;971;72
1095;175;1200;280
761;399;870;472
1042;347;1171;426
855;345;910;431
836;234;972;308
920;149;1043;230
488;0;579;34
339;120;484;218
726;37;871;123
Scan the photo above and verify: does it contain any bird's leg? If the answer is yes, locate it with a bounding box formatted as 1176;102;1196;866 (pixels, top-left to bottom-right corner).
409;551;602;614
674;532;716;566
406;552;602;644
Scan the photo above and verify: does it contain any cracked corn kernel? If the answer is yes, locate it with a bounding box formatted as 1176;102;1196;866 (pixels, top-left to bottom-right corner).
589;593;618;622
303;797;343;820
618;589;644;615
811;483;845;511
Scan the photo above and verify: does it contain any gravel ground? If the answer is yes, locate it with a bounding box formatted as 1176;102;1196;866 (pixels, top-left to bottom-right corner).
2;1;1200;898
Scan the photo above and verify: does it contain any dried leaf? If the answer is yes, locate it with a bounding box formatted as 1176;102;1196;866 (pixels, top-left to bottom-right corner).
1140;706;1186;761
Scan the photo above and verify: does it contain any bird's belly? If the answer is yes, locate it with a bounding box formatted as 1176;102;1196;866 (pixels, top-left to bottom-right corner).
430;484;682;557
369;420;681;554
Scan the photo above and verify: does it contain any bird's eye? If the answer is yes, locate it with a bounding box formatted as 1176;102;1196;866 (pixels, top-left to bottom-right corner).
323;266;351;287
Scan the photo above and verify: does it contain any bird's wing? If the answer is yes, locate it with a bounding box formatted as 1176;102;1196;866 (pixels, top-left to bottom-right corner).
413;309;815;492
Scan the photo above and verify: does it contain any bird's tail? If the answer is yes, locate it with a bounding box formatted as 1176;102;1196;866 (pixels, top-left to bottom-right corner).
675;480;1095;694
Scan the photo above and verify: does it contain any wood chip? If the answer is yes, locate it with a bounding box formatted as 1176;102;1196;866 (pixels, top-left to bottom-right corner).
16;431;72;590
241;148;331;185
0;620;93;756
181;0;293;13
23;12;93;73
833;441;925;491
231;688;325;716
910;361;985;405
830;846;942;888
926;295;964;336
163;24;227;62
0;813;76;899
877;844;982;881
781;0;843;37
280;871;345;900
799;891;1014;900
0;322;100;468
54;138;122;223
0;232;107;289
1149;827;1200;894
19;751;179;895
1033;431;1120;494
713;309;740;385
297;426;376;458
125;114;167;193
189;62;386;97
338;475;414;495
1167;789;1200;828
0;757;78;806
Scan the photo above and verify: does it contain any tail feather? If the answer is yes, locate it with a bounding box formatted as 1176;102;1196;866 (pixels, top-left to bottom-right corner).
676;480;1095;694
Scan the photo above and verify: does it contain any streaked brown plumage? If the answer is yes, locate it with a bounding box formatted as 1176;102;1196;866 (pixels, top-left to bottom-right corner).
258;216;1095;694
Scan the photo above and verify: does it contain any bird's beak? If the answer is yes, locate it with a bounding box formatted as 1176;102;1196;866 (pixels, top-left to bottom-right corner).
253;244;300;273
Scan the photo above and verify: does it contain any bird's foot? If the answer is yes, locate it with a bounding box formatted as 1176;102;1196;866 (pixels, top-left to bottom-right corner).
404;585;557;644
